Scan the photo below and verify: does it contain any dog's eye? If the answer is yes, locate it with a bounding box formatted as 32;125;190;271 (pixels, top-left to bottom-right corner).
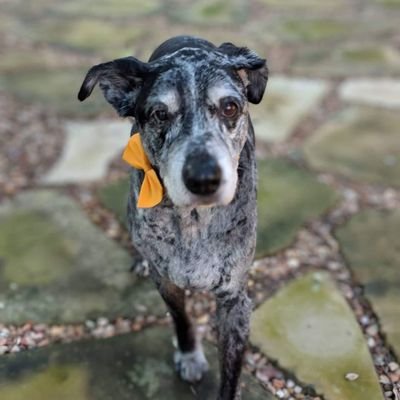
221;101;239;118
153;109;169;122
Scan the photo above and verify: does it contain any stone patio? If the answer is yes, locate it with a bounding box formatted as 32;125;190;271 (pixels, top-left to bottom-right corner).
0;0;399;399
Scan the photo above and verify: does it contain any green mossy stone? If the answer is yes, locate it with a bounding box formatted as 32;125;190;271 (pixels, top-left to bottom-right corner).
250;272;384;400
291;44;400;78
0;69;108;117
0;212;75;286
257;0;346;11
336;209;400;355
256;158;337;257
304;107;400;187
97;159;337;258
98;178;130;227
3;0;161;18
281;19;352;42
342;47;389;63
0;191;163;324
0;327;275;400
167;0;248;25
56;0;161;18
33;18;142;57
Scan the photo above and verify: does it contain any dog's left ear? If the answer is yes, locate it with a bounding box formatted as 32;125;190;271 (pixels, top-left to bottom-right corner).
78;56;149;117
218;43;268;104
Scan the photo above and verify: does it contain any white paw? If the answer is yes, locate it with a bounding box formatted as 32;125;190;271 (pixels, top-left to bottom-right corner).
174;346;209;383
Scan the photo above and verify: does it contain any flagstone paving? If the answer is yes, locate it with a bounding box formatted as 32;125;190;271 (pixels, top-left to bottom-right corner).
336;209;400;356
339;79;400;109
0;326;273;400
251;76;330;143
257;158;337;257
42;120;131;184
250;272;384;400
1;0;400;399
0;69;109;117
0;191;163;324
32;18;144;58
304;107;400;187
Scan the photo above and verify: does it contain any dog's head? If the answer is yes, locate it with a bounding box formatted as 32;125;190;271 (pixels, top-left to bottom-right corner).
78;36;268;207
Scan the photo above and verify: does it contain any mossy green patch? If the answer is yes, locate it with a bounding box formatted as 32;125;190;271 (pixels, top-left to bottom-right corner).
34;18;142;56
282;19;351;42
0;211;75;286
0;327;274;400
304;107;400;187
343;47;388;63
256;158;337;257
251;272;383;400
98;178;130;227
0;365;89;400
0;69;108;117
167;0;248;25
336;209;400;355
258;0;346;10
56;0;161;18
0;190;163;324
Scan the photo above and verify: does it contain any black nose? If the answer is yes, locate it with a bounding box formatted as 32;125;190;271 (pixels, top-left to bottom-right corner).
182;153;222;195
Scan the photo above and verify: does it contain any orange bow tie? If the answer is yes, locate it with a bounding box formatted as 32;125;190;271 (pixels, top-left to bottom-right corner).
122;133;163;208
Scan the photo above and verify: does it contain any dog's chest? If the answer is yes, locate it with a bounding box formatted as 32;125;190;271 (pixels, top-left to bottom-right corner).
131;205;255;291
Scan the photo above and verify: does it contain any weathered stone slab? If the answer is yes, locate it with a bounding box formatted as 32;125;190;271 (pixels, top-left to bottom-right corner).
97;158;337;258
339;79;400;109
98;177;130;226
257;158;337;257
56;0;162;18
304;107;400;187
167;0;248;25
250;272;383;400
0;191;162;324
257;0;347;11
291;43;400;78
251;76;330;143
336;209;400;355
0;69;108;117
33;18;142;57
42;119;131;184
0;327;274;399
279;19;353;43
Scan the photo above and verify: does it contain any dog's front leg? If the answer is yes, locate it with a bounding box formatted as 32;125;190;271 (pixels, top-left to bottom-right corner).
216;288;251;400
158;280;209;383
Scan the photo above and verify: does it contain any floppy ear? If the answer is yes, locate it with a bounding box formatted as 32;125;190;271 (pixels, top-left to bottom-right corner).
78;56;149;117
218;43;268;104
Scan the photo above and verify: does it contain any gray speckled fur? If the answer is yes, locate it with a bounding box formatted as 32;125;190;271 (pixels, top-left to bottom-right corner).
79;36;268;400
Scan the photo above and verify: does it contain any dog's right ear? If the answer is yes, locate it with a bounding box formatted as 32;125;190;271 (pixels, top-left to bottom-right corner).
78;56;149;117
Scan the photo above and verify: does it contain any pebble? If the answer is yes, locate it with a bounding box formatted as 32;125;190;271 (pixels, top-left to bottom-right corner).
345;372;359;381
294;385;302;394
380;375;391;384
389;362;400;372
366;324;379;336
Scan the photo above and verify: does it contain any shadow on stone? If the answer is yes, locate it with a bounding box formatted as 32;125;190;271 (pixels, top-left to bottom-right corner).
0;327;273;400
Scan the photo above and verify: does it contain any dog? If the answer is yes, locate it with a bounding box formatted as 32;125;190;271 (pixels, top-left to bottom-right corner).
78;35;268;400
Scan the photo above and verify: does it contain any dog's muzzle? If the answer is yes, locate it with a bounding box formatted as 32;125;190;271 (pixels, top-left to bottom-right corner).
182;152;222;196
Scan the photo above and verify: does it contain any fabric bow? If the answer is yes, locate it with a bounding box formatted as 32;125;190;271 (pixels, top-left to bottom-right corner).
122;133;163;208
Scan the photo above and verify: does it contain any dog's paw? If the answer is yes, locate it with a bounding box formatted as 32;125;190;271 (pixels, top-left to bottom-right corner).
174;347;209;383
130;257;150;277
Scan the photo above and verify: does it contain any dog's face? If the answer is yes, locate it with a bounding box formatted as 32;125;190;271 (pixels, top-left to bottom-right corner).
79;39;267;207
